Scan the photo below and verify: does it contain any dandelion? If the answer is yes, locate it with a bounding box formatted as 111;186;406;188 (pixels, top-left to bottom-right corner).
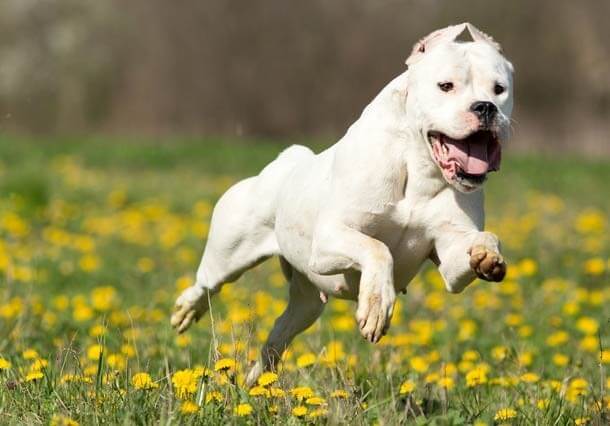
466;367;487;387
172;369;198;399
22;349;39;360
249;386;270;397
180;401;199;414
575;316;599;335
132;373;159;390
50;415;79;426
257;371;278;387
305;396;326;406
292;405;308;417
270;387;285;397
575;417;590;425
25;371;44;382
491;345;509;361
552;353;569;367
86;344;103;361
330;389;349;399
205;391;223;403
308;408;328;418
520;372;540;383
0;358;12;370
296;353;316;368
290;386;314;401
409;356;429;373
214;358;236;372
234;403;253;416
494;407;517;421
399;380;416;395
437;377;454;390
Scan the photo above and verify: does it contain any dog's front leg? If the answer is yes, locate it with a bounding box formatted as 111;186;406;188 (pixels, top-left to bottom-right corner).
433;229;506;293
309;221;396;343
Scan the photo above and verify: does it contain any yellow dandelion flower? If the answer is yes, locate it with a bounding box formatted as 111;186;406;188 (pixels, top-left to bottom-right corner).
89;324;106;337
25;371;44;382
536;399;549;410
494;407;517;421
330;389;349;398
520;372;540;383
249;386;270;397
292;405;308;417
132;373;159;390
50;414;79;426
175;334;191;348
290;386;314;401
575;417;590;425
214;358;236;372
437;377;454;390
192;365;212;379
546;331;569;347
409;356;429;373
466;368;488;387
270;387;285;397
86;344;103;361
601;350;610;364
0;358;12;370
257;371;278;387
399;380;416;395
491;345;509;361
29;359;48;372
205;391;223;404
576;317;599;335
308;408;328;418
552;353;569;367
180;401;199;415
583;258;605;276
22;349;39;360
172;369;198;399
305;396;326;406
296;353;317;368
461;350;480;362
234;403;253;416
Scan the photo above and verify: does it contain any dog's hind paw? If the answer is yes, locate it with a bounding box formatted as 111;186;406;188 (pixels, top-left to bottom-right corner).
170;286;209;333
468;245;506;282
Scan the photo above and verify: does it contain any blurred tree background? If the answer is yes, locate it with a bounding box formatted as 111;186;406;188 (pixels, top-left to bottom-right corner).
0;0;609;155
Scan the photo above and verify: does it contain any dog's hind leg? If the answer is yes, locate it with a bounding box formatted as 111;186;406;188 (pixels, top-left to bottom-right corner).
246;261;325;386
171;177;279;333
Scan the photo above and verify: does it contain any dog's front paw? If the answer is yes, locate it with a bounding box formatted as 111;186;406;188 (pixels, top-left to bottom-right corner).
468;245;506;282
170;286;208;333
356;285;395;343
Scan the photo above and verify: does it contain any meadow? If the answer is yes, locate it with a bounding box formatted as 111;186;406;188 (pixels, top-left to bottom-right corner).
0;136;609;425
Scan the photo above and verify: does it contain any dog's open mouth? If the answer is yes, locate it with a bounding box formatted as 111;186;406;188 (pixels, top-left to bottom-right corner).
428;130;502;189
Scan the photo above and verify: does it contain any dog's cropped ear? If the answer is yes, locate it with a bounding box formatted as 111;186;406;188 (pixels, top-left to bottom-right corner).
405;23;467;67
465;23;503;53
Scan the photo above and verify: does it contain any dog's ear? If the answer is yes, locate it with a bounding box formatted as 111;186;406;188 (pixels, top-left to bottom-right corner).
405;23;467;67
465;23;503;53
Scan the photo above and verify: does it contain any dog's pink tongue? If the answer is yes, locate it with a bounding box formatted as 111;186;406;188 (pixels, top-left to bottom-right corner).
445;139;490;175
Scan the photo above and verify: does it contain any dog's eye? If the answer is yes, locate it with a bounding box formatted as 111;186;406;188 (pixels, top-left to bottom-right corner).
494;83;505;95
437;82;454;92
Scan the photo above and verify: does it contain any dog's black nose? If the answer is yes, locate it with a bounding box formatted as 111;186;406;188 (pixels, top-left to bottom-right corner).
470;101;497;124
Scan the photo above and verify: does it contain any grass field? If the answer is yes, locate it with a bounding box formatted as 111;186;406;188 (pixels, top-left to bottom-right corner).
0;136;609;425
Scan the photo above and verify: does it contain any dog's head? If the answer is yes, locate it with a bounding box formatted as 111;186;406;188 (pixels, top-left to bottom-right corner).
405;23;514;193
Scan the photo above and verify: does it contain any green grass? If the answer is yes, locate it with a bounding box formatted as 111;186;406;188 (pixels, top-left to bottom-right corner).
0;136;608;425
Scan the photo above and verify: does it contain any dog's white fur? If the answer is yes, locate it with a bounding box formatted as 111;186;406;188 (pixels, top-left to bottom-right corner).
171;23;514;385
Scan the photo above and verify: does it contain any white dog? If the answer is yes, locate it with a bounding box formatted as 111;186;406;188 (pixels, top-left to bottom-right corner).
171;23;513;385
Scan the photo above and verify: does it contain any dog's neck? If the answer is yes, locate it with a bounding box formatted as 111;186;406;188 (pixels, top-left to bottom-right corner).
358;72;451;198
